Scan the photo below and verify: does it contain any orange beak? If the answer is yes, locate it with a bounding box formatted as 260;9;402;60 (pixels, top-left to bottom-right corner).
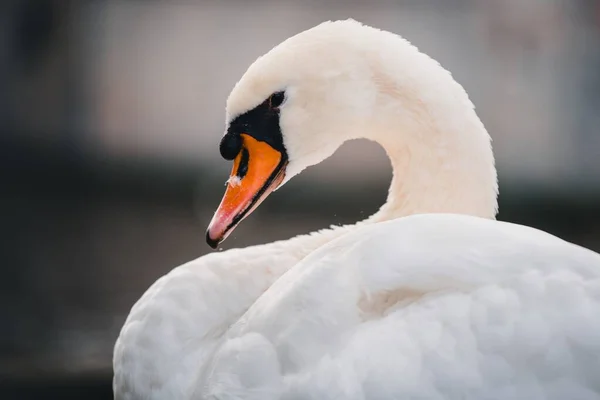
206;134;287;248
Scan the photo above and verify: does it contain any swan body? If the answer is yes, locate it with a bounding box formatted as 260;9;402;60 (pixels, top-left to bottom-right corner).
113;20;600;400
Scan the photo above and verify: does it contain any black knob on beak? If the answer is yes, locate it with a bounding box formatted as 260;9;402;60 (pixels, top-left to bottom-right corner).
219;133;243;160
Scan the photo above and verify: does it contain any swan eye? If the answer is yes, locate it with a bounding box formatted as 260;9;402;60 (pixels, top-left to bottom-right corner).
269;91;285;109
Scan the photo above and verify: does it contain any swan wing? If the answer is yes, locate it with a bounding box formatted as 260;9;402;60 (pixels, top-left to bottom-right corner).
203;214;600;399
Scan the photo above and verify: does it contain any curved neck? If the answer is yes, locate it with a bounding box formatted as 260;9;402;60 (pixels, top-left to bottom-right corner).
259;104;499;266
367;119;498;223
361;52;498;224
261;53;499;261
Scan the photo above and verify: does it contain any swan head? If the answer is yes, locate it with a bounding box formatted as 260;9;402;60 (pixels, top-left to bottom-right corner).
206;20;498;248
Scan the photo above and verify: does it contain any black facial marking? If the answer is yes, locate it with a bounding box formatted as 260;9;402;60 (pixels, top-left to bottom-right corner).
225;91;288;157
236;147;249;179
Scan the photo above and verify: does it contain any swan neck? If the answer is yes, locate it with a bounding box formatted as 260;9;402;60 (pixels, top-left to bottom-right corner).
362;90;498;222
367;125;498;223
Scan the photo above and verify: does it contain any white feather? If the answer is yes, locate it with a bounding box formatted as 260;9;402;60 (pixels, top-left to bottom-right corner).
227;176;242;187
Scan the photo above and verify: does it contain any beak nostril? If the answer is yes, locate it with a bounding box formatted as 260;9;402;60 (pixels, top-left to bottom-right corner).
219;133;243;160
236;148;250;179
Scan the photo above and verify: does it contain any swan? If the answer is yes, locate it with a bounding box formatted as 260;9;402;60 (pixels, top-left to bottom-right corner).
113;20;600;400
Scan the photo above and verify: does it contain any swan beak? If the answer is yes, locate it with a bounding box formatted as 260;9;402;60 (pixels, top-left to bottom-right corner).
206;134;287;248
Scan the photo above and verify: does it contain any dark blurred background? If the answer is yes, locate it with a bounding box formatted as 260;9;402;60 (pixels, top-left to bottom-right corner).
1;0;600;399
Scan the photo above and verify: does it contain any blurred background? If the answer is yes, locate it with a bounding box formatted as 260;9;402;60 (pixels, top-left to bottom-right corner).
2;0;600;398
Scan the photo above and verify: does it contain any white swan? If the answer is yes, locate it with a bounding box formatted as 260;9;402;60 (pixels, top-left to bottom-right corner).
113;20;600;400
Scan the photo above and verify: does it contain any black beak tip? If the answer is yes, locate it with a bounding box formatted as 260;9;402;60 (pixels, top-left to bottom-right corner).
206;230;220;250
